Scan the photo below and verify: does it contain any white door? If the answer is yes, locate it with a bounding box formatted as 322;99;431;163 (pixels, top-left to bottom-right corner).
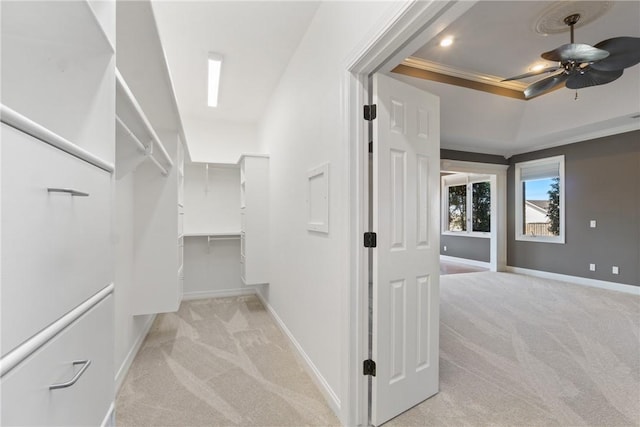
371;73;440;425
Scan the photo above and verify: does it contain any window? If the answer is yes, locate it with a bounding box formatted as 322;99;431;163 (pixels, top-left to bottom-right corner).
442;174;491;236
515;155;565;243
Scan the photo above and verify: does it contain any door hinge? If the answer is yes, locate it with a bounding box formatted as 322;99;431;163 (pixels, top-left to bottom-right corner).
364;104;377;121
363;359;376;376
368;141;373;153
364;232;377;248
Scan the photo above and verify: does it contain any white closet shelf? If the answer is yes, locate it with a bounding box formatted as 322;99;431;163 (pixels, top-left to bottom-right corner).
183;232;241;238
116;69;173;170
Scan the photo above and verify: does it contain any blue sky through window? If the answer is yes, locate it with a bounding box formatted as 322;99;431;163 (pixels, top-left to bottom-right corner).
524;178;553;200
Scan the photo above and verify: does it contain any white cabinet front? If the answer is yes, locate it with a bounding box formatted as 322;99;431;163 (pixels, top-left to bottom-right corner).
1;295;114;426
1;124;112;355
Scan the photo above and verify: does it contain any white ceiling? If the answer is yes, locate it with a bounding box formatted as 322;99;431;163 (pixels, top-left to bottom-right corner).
152;1;320;124
150;0;639;159
411;1;640;81
402;0;640;156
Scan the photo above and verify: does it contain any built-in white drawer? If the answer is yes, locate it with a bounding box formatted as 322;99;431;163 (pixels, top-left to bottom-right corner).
1;124;112;355
1;295;114;426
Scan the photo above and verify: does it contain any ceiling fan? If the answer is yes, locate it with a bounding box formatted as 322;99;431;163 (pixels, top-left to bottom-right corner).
502;13;640;99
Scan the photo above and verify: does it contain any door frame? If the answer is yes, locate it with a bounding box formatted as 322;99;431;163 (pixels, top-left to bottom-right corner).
342;1;477;425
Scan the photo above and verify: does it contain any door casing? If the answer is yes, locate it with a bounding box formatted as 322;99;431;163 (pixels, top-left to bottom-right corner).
341;1;477;425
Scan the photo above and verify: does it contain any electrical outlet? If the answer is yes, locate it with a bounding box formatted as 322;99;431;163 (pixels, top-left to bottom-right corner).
443;246;447;252
589;263;596;272
590;220;597;228
612;266;619;275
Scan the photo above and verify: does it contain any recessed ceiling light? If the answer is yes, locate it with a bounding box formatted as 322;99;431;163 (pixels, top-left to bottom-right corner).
439;36;454;47
529;63;547;72
208;53;222;108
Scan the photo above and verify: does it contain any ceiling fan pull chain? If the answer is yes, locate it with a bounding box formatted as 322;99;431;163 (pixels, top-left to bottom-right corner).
574;90;579;100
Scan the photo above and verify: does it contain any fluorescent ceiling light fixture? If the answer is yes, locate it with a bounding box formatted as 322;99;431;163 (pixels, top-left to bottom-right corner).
208;54;222;107
439;36;454;47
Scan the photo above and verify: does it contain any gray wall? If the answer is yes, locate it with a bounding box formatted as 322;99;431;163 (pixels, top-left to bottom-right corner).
441;235;490;262
507;130;640;286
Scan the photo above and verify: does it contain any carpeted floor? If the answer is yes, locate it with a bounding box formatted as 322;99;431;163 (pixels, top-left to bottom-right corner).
116;296;339;426
440;259;489;275
388;272;640;426
117;273;640;426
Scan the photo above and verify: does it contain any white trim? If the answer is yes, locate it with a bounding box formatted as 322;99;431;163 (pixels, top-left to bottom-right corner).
440;255;490;269
0;105;115;173
506;266;640;296
441;175;491;235
114;313;157;393
100;402;116;427
0;284;114;376
346;2;479;425
254;290;341;416
402;56;527;91
181;287;258;301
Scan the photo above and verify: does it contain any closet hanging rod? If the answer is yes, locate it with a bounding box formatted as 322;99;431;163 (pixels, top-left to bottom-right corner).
148;152;169;176
115;68;174;169
0;104;114;173
115;115;146;153
116;115;167;176
207;236;240;241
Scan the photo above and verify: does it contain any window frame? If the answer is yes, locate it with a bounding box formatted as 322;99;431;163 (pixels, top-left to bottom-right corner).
514;155;565;244
441;173;491;238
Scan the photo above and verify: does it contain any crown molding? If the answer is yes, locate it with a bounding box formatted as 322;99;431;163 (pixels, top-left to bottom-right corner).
403;57;528;91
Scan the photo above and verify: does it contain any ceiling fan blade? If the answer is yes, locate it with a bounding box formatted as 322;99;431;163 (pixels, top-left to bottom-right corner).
566;68;624;89
541;43;610;63
501;66;561;82
524;72;568;99
590;37;640;71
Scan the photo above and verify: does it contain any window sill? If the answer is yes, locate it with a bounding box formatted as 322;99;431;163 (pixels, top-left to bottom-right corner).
516;235;565;244
442;231;490;239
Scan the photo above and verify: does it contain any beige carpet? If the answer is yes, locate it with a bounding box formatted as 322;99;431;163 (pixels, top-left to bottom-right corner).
389;272;640;426
116;295;339;426
117;273;640;426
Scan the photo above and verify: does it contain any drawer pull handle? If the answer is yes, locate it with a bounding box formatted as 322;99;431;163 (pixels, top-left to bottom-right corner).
49;360;91;390
47;188;90;197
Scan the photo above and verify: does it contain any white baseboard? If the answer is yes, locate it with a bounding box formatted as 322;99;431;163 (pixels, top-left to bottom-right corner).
440;255;491;269
115;314;157;394
254;289;342;417
506;266;640;296
182;287;258;301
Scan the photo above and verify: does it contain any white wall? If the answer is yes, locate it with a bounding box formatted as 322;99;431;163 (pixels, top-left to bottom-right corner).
184;117;260;164
113;173;155;390
183;237;247;299
256;1;403;423
184;164;240;234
